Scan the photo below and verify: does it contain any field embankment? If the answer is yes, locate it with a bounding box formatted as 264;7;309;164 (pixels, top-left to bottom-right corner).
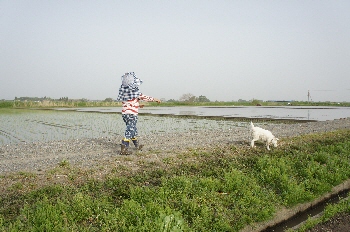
0;118;350;231
1;99;350;109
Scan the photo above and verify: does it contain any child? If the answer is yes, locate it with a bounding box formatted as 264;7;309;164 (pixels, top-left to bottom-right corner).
117;72;161;155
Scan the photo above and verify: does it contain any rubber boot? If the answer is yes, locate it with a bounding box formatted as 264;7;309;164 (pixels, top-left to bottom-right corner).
120;139;131;155
132;138;144;150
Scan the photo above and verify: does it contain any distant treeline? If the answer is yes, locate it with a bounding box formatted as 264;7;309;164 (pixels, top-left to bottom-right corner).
1;99;349;108
0;100;121;108
13;96;105;102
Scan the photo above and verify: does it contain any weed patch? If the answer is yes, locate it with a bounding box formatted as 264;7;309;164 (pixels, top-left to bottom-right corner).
1;130;350;231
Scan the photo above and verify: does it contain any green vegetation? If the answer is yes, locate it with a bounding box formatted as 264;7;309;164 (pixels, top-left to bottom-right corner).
294;194;350;232
155;100;350;107
0;100;122;108
1;130;350;231
1;99;350;109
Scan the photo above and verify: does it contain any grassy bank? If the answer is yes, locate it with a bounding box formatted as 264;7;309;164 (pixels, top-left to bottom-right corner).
0;100;122;108
1;100;350;109
157;101;350;107
1;130;350;231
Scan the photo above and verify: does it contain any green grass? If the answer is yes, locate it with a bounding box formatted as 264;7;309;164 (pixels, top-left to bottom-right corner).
1;100;350;109
133;100;350;107
0;100;122;109
0;130;350;231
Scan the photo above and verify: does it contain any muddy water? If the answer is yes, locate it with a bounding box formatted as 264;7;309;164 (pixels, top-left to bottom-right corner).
0;109;245;145
1;106;349;145
64;106;350;121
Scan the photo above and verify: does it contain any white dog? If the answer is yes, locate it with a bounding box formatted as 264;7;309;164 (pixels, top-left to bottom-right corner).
250;122;279;150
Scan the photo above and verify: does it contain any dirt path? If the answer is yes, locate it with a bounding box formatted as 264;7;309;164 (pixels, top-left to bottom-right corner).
1;118;350;175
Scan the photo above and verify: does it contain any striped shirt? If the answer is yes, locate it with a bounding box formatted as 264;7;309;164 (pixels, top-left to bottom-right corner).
122;94;154;115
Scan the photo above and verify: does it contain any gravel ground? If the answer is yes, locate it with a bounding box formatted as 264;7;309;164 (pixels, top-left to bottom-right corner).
1;118;349;175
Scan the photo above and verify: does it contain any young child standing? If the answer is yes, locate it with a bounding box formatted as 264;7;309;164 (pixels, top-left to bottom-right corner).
117;72;161;155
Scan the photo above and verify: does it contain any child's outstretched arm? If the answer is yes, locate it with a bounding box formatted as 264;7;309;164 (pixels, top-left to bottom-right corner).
152;98;161;103
138;94;161;108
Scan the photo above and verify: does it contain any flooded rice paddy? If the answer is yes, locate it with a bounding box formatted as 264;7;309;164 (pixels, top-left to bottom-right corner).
0;108;244;146
62;106;350;121
1;106;349;146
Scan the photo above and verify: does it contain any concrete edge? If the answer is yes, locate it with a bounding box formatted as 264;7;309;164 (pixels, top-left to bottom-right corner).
240;179;350;232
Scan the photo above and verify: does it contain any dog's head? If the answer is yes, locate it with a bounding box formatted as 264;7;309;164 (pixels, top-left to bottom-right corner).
272;137;279;147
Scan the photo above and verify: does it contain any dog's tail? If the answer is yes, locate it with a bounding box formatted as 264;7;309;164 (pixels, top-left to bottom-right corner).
250;121;254;130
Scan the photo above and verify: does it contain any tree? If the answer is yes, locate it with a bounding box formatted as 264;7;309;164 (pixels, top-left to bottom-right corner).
251;99;262;106
197;95;210;102
104;98;113;102
59;97;69;101
179;93;195;102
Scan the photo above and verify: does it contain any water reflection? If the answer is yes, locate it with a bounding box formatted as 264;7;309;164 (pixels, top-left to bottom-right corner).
0;109;245;145
1;106;349;145
65;106;350;121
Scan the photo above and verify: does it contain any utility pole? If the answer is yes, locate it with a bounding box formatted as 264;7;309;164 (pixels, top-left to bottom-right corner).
307;90;312;102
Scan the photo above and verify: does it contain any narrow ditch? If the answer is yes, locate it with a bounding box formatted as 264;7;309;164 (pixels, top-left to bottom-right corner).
261;189;350;232
240;180;350;232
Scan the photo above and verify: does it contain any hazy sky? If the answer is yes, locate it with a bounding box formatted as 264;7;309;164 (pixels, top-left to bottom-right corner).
1;1;349;102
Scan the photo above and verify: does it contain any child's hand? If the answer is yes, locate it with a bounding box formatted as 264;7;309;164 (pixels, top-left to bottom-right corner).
153;98;161;104
139;104;145;108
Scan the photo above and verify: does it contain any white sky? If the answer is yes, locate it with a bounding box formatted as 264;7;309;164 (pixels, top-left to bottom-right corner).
1;0;349;102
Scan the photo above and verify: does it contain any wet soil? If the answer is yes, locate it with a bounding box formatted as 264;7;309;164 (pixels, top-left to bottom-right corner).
306;212;350;232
